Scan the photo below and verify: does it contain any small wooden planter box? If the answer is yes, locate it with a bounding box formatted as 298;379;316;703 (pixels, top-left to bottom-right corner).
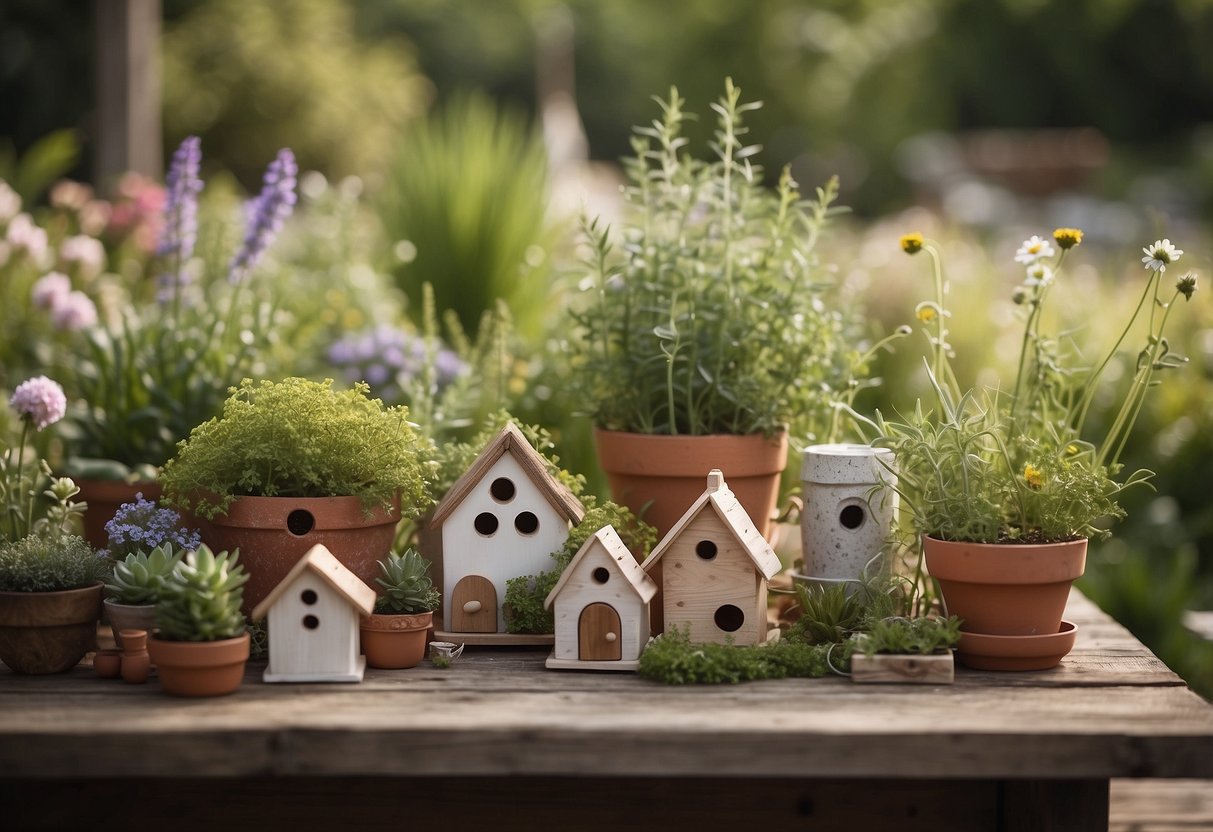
851;651;955;685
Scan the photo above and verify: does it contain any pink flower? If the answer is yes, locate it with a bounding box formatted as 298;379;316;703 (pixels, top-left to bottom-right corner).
31;272;72;310
9;376;67;431
50;291;98;331
0;181;20;224
5;213;48;263
59;235;105;280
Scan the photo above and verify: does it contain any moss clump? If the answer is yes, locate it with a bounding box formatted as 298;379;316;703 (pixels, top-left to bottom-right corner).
637;628;845;685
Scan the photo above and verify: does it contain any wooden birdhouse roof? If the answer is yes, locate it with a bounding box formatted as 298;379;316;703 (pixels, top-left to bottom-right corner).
251;544;377;621
429;421;585;528
544;525;658;609
640;469;781;580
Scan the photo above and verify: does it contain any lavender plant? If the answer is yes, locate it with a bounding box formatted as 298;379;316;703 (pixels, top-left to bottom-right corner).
104;493;201;560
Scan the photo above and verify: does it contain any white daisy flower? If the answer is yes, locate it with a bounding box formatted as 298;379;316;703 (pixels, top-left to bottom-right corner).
1015;235;1055;264
1142;239;1183;273
1025;262;1054;286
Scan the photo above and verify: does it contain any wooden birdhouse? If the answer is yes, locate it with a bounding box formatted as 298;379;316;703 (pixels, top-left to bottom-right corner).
544;525;658;671
641;469;781;646
429;422;585;644
251;544;377;683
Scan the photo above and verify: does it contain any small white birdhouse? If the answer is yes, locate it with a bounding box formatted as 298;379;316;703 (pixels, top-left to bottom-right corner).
544;525;658;671
641;470;781;646
252;544;376;683
429;422;585;643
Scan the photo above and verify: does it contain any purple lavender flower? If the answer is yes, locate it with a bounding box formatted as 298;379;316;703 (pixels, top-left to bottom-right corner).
50;290;98;331
9;376;67;431
156;136;203;300
105;492;202;559
228;148;297;283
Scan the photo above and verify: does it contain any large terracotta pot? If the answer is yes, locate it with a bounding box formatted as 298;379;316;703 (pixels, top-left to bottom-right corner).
0;583;103;674
148;632;250;697
202;495;399;615
593;429;789;540
74;479;162;551
360;610;432;669
924;536;1087;670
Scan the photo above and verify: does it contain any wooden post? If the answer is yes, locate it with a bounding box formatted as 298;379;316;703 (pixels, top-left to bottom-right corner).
95;0;162;190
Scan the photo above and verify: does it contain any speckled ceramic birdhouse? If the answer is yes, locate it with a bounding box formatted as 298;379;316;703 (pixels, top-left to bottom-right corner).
800;444;896;585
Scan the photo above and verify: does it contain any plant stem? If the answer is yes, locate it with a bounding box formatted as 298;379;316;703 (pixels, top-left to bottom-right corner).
1076;270;1156;435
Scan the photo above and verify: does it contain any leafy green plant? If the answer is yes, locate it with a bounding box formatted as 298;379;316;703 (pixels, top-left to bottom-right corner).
871;231;1197;543
104;543;185;605
637;627;840;685
373;548;440;615
570;79;856;438
855;616;961;656
160;377;436;520
154;545;248;642
0;533;105;592
787;582;868;646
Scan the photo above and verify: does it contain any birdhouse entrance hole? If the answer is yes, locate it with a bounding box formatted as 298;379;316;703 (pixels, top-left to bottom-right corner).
714;604;744;632
695;540;718;560
592;567;610;584
490;477;516;502
514;511;539;535
287;509;315;536
300;589;318;605
303;615;320;630
474;512;499;536
839;504;866;531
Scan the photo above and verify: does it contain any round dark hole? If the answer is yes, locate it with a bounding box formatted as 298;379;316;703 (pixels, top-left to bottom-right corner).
300;589;318;605
839;504;866;531
695;540;718;560
287;509;315;536
714;604;745;632
474;512;499;536
592;567;610;585
302;615;320;630
514;511;539;535
489;477;516;502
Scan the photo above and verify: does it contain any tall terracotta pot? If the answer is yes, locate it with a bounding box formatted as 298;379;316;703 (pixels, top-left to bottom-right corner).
924;536;1087;671
593;429;789;540
74;479;162;551
202;495;399;615
148;632;250;697
0;583;103;674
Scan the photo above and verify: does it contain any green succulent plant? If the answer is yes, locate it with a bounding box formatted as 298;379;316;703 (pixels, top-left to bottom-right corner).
373;548;439;615
155;545;248;642
104;543;185;605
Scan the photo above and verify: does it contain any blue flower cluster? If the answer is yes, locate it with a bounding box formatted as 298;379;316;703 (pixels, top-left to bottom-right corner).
327;324;467;404
105;493;203;559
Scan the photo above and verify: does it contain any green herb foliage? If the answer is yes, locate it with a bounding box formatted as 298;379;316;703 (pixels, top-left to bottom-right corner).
155;545;247;642
570;79;854;437
104;543;185;605
0;533;106;592
856;616;962;656
161;377;435;519
637;627;839;685
373;548;440;615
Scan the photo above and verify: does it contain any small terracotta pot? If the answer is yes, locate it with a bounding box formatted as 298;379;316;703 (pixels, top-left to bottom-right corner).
103;599;158;648
120;629;151;684
593;429;788;540
202;495;399;615
74;479;162;551
148;632;250;697
93;649;122;678
0;583;103;674
360;611;432;669
924;536;1087;636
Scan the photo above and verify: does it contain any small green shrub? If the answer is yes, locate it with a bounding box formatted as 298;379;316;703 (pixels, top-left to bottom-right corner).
0;534;106;592
637;628;841;685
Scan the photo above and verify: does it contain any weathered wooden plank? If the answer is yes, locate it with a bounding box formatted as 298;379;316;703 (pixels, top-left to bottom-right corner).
1110;778;1213;831
852;652;955;684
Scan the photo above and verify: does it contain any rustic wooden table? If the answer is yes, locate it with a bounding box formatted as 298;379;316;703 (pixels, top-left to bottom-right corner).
0;589;1210;831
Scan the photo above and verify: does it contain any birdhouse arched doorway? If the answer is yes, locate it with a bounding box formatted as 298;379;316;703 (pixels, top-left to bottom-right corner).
451;574;497;632
578;603;622;661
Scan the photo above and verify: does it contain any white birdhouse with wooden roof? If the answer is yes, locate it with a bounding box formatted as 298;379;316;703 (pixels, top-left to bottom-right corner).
544;525;658;671
252;544;377;683
641;469;781;646
429;422;585;644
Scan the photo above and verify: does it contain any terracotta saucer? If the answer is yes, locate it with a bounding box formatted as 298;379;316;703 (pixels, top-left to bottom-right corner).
956;620;1077;672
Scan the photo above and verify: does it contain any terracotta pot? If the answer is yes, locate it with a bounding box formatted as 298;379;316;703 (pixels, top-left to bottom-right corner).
360;611;432;669
924;536;1087;671
104;598;158;648
93;648;121;678
119;629;151;684
74;479;162;551
0;583;103;674
593;429;788;540
202;495;399;615
148;632;250;697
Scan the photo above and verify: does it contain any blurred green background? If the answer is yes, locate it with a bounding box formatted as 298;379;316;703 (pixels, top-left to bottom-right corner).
1;0;1211;694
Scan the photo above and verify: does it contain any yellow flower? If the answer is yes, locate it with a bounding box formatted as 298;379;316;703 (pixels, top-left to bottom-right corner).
1024;464;1044;490
1066;444;1079;455
1053;228;1083;250
900;232;924;255
915;302;938;323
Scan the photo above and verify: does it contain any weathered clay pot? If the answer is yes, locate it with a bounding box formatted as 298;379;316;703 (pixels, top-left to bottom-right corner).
0;583;103;674
360;611;432;669
924;536;1087;671
202;495;399;615
147;632;250;697
104;598;158;648
74;479;162;551
119;629;151;684
93;648;122;678
593;429;788;540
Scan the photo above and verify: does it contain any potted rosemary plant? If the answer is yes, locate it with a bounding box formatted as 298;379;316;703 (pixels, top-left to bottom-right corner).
148;545;250;696
160;377;435;612
360;548;441;669
570;79;854;538
873;230;1197;669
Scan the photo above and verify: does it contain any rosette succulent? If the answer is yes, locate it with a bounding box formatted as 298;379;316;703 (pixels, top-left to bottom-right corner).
373;548;440;615
155;545;248;641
